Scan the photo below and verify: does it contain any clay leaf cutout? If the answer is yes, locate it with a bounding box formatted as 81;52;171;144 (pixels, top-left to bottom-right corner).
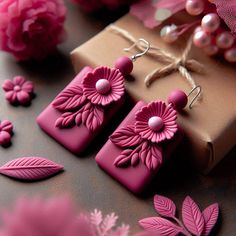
202;203;219;236
83;104;104;132
139;217;182;236
182;196;205;236
0;157;63;180
110;125;142;148
140;142;163;170
52;84;86;111
55;112;75;128
154;195;176;218
114;149;140;167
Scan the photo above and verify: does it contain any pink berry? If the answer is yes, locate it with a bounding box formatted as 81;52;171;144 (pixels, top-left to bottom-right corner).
168;90;188;110
160;25;178;43
201;13;220;33
148;116;164;131
0;131;11;145
185;0;204;16
224;47;236;63
216;31;234;49
114;56;133;76
193;30;211;48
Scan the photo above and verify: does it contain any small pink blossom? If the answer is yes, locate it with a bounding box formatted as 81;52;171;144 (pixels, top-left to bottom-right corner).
135;101;178;143
2;76;34;105
0;120;13;146
82;66;125;106
0;0;66;61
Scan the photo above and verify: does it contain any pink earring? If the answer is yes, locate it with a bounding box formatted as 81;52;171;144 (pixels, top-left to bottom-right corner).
95;86;201;194
37;39;150;154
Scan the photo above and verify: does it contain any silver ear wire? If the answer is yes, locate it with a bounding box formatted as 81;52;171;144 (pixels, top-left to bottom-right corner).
124;38;150;62
188;85;202;109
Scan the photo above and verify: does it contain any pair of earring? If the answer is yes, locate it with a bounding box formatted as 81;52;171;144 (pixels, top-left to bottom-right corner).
37;39;201;194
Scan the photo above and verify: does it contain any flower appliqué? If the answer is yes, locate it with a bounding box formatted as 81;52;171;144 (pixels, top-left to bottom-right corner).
0;120;13;146
2;76;34;105
110;101;178;170
52;66;125;132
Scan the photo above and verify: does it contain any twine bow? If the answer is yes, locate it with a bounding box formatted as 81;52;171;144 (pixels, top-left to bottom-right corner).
107;24;203;93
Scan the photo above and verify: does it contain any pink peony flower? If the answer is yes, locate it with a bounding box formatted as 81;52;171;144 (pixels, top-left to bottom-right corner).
0;120;13;146
82;66;125;106
2;76;34;105
0;0;66;61
72;0;135;12
135;101;178;143
0;196;130;236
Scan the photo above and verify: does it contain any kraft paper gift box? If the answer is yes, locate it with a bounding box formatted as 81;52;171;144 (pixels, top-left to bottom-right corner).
70;14;236;174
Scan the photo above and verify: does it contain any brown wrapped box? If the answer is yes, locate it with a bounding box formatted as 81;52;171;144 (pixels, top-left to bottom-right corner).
71;14;236;173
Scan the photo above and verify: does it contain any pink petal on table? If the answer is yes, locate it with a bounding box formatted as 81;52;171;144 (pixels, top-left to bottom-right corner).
154;195;176;218
2;80;14;91
0;120;13;133
182;196;205;236
0;157;63;180
22;81;34;93
0;131;11;145
16;90;30;104
202;203;219;236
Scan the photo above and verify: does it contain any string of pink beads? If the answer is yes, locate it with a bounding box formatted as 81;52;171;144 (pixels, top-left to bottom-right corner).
160;0;236;63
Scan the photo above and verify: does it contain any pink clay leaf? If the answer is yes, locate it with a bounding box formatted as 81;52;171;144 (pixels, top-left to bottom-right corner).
55;112;75;128
0;157;63;180
202;203;219;236
182;196;205;236
84;104;104;132
154;195;176;218
110;125;142;148
139;217;182;236
140;142;162;170
52;84;86;111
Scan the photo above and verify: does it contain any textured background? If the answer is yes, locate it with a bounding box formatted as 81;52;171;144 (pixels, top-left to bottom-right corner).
0;1;235;235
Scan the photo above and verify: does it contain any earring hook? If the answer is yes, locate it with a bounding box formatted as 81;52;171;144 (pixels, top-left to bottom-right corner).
188;85;202;109
124;38;150;62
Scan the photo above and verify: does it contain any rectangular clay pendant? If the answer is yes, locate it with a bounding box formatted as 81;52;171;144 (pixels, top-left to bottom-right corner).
95;101;183;193
37;66;124;154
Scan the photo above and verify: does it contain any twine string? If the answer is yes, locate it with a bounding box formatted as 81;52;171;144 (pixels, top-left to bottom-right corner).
107;24;203;95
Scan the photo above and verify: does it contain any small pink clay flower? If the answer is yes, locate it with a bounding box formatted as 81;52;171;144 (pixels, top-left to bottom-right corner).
82;66;125;106
135;101;178;143
2;76;34;105
0;0;66;61
0;120;13;146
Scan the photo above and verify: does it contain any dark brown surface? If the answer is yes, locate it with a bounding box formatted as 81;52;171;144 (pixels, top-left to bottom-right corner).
0;1;235;235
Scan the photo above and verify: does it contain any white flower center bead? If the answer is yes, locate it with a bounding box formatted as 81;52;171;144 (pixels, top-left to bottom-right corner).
148;116;164;131
95;79;111;94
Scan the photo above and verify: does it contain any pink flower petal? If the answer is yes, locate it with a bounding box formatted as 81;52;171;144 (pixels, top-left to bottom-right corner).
5;91;17;103
2;79;14;91
13;76;25;86
16;91;30;104
0;120;13;133
22;81;34;93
